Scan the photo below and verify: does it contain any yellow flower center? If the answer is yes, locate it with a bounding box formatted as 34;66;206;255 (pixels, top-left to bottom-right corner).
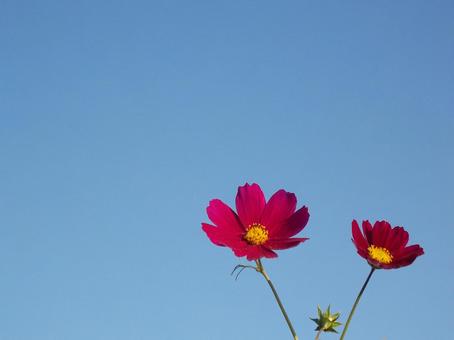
368;245;393;264
244;223;269;245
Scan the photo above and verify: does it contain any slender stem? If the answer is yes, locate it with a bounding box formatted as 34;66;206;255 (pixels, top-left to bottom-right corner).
315;329;322;340
339;267;376;340
256;259;299;340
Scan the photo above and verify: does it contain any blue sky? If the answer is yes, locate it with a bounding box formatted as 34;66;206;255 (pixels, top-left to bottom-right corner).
1;1;453;339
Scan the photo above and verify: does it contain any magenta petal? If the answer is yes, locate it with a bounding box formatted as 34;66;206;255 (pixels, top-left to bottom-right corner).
352;220;369;250
202;223;246;248
207;199;244;233
273;206;309;238
393;244;424;259
245;246;277;260
390;245;424;268
235;183;266;227
398;227;410;248
202;223;228;247
362;220;373;244
266;238;308;250
261;190;297;231
260;247;278;259
372;221;391;247
386;227;409;250
232;246;249;258
245;246;262;260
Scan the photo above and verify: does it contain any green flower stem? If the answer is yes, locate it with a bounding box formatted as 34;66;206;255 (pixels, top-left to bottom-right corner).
256;259;299;340
339;267;376;340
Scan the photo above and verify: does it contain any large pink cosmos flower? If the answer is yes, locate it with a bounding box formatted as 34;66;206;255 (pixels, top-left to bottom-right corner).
202;183;310;260
352;220;424;269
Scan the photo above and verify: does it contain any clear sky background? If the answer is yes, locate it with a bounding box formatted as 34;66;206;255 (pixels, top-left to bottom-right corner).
1;1;453;340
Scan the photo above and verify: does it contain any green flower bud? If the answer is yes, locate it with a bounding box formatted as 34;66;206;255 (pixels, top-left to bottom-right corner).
310;305;342;333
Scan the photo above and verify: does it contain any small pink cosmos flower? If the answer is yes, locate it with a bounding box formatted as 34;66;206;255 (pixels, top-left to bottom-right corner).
202;183;310;260
352;220;424;269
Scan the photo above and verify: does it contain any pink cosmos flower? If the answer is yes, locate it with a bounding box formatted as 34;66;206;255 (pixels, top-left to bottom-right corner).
202;183;310;260
352;220;424;269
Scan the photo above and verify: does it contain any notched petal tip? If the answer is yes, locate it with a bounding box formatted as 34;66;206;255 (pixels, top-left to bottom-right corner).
272;205;309;239
201;223;227;247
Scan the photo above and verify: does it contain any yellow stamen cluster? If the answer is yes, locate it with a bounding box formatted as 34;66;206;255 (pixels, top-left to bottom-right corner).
368;245;393;264
244;223;269;245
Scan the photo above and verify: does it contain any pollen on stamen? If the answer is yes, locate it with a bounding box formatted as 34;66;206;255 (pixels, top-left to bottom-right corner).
244;223;269;245
368;245;393;264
